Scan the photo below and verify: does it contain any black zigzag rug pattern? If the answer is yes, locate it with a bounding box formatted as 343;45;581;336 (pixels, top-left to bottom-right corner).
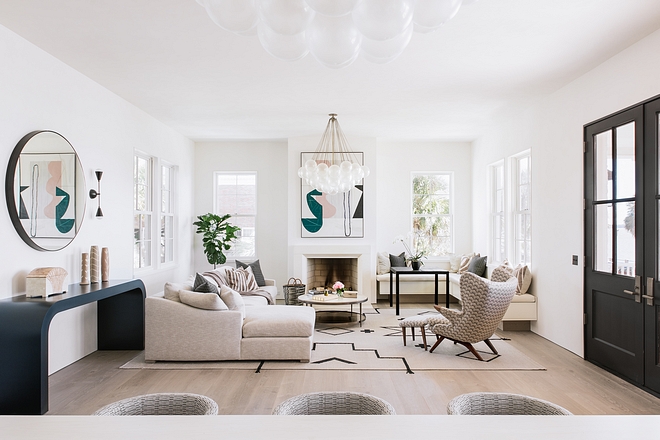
120;308;544;372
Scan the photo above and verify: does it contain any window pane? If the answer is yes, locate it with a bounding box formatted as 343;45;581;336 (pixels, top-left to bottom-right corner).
413;195;449;215
235;194;257;216
616;201;635;277
413;175;449;195
519;157;529;185
595;130;613;201
594;203;613;273
161;189;170;213
162;166;170;190
616;122;635;199
496;189;504;212
519;184;529;210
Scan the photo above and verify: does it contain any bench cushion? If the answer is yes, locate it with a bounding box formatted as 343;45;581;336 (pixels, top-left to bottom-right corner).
510;293;536;303
243;306;315;338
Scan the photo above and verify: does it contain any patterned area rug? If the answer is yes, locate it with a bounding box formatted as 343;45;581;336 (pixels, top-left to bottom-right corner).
122;307;544;373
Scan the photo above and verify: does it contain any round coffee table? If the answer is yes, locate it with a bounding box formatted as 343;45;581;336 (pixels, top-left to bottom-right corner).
297;293;369;326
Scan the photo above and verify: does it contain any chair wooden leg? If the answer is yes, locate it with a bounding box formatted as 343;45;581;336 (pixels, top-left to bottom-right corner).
402;327;406;346
459;342;484;361
429;336;445;353
420;326;428;351
484;338;498;355
411;327;415;341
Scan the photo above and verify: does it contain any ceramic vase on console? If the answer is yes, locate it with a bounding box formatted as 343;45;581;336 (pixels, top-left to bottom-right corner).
80;253;90;285
101;247;109;282
90;246;100;284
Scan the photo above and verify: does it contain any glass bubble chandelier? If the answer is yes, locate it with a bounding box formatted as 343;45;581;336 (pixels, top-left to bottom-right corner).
297;114;370;195
196;0;479;68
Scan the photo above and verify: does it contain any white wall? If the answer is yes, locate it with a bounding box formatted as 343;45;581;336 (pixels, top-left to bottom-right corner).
376;141;473;261
0;24;194;373
472;28;660;356
194;141;289;295
287;135;378;298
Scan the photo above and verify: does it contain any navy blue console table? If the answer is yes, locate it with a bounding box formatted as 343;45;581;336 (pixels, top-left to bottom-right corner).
0;279;145;415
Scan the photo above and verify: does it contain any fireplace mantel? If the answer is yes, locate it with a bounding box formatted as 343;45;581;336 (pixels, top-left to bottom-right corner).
291;245;374;302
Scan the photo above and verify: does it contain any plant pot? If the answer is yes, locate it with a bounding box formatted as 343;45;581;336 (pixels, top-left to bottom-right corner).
411;261;422;270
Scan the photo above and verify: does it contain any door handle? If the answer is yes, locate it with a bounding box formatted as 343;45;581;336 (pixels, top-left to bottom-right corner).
624;275;642;303
644;277;655;306
624;289;641;303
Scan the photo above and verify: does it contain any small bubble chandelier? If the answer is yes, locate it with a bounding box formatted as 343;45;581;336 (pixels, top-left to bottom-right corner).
196;0;479;68
297;114;370;195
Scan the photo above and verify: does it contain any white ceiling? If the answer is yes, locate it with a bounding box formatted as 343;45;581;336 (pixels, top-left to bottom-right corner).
1;0;660;141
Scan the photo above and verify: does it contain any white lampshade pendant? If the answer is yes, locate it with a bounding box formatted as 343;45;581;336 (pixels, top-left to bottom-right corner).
197;0;471;67
298;114;370;194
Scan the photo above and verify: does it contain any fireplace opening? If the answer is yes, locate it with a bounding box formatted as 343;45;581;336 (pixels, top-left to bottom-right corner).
307;258;358;292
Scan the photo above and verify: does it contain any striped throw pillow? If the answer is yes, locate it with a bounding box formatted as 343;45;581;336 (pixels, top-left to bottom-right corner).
224;267;259;292
512;264;532;294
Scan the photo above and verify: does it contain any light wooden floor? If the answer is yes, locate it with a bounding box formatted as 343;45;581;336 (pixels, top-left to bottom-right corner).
48;303;660;415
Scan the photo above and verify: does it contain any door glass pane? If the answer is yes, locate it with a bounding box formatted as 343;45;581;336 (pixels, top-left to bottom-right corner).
616;122;635;199
595;203;613;273
615;201;635;277
595;130;613;201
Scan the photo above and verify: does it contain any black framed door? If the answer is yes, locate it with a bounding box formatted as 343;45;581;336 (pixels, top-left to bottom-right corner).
643;98;660;392
585;97;660;393
585;106;644;384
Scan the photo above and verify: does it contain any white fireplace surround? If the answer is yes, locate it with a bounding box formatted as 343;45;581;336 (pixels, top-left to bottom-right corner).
292;245;375;303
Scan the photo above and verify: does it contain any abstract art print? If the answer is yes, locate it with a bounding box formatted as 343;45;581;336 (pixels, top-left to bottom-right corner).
301;152;364;238
18;153;77;239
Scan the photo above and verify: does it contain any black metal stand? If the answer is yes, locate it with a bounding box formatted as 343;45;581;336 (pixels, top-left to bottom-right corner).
0;279;145;415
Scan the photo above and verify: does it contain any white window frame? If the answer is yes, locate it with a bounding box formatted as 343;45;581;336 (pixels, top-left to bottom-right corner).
134;152;153;271
159;162;176;266
411;171;454;259
134;152;178;273
511;150;532;267
213;171;257;260
488;160;507;264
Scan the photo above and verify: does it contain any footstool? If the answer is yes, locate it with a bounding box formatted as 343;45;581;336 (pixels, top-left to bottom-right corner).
241;305;316;361
399;315;429;350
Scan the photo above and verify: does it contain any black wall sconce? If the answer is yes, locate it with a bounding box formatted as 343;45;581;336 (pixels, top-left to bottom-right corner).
89;170;103;217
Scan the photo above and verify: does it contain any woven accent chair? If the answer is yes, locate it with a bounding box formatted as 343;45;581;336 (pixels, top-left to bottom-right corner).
447;392;573;415
272;392;396;415
93;393;218;415
427;268;517;361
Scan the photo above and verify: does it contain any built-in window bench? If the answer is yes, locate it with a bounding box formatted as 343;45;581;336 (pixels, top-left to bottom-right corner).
376;268;537;331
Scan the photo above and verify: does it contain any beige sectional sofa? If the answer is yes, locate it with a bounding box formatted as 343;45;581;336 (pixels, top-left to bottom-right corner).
145;276;316;362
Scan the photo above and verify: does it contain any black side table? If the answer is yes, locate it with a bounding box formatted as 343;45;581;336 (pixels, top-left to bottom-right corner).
389;267;450;315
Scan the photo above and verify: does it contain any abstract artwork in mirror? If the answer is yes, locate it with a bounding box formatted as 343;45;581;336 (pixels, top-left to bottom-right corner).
5;131;86;251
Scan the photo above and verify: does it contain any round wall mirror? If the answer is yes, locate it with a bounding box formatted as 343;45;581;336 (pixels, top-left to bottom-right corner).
5;131;86;251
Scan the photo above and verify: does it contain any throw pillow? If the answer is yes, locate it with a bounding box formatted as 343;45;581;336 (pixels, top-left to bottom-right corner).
512;264;533;294
179;290;228;310
220;285;246;319
236;260;266;287
449;254;462;273
377;252;391;275
163;281;192;302
193;273;219;294
224;267;259;292
389;252;407;268
467;255;488;277
458;253;478;274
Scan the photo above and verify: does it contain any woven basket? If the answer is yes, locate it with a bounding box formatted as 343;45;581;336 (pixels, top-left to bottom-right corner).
283;278;306;305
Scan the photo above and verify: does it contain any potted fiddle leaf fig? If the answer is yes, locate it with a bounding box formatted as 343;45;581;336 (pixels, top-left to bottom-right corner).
193;213;240;268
